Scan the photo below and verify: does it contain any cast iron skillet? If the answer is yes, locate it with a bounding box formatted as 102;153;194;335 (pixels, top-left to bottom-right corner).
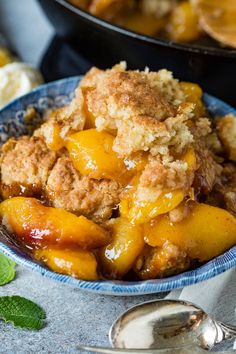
38;0;236;105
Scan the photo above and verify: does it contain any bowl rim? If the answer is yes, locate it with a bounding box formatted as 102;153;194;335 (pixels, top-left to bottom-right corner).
0;76;236;295
0;240;236;296
52;0;236;59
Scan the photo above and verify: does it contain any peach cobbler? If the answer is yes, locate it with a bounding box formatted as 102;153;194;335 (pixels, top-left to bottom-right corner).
69;0;203;43
69;0;221;45
1;62;236;281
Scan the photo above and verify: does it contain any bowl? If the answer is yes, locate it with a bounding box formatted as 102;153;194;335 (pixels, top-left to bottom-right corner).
0;77;236;295
37;0;236;106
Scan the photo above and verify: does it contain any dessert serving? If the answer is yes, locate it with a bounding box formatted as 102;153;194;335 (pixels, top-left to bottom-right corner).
1;63;236;282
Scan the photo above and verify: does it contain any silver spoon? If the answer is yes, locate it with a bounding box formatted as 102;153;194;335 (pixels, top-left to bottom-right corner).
109;299;236;351
77;344;230;353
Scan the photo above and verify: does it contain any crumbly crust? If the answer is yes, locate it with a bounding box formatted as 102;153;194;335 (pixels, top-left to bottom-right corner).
81;66;176;128
139;154;193;191
46;155;121;223
80;65;201;163
34;86;86;143
0;136;57;189
193;142;220;195
135;242;190;279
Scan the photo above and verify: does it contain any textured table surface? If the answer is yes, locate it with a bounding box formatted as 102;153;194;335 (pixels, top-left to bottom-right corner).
0;266;164;354
0;2;163;353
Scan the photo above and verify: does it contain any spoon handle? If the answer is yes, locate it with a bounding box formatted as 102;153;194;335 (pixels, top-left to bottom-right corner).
77;345;211;353
217;321;236;341
78;346;157;353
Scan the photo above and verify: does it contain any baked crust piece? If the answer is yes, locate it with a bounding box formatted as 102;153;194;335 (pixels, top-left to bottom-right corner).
135;242;190;280
34;86;86;144
46;155;121;223
0;136;57;194
193;142;220;196
139;154;194;191
80;63;197;158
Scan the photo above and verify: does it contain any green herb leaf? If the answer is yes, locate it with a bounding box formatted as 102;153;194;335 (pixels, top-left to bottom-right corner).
0;296;46;330
0;253;16;286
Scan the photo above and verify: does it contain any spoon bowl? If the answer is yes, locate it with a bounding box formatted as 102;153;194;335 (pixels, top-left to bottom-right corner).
110;300;236;350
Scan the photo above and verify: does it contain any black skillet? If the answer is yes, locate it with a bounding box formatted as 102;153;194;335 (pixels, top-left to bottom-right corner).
38;0;236;106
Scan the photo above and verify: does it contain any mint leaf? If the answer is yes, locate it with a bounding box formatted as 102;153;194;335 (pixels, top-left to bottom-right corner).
0;296;46;330
0;253;15;286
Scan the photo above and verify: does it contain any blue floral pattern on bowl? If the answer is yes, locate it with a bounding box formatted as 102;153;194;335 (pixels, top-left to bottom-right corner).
0;76;235;295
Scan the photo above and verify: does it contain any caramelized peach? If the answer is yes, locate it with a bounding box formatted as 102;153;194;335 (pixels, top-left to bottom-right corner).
180;82;207;117
120;187;185;225
183;146;197;169
39;109;66;151
0;197;109;250
34;248;98;280
144;203;236;261
66;129;128;182
120;148;196;224
98;217;144;279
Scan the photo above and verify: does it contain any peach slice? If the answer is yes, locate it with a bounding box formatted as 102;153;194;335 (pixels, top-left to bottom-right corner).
44;122;64;151
180;82;207;117
120;187;185;225
34;248;98;280
120;148;196;224
98;217;144;279
144;203;236;261
66;129;128;182
0;197;109;250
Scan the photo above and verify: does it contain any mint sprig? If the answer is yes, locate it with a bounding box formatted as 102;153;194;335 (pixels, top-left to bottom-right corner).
0;296;46;330
0;253;16;285
0;253;46;330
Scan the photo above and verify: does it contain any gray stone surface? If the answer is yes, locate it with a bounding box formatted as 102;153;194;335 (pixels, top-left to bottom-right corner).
0;265;164;354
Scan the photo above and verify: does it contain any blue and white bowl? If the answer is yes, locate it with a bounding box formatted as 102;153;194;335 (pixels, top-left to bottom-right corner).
0;77;236;296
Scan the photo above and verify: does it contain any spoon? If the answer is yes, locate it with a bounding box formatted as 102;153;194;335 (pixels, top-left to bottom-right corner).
109;299;236;351
77;344;230;353
191;0;236;48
